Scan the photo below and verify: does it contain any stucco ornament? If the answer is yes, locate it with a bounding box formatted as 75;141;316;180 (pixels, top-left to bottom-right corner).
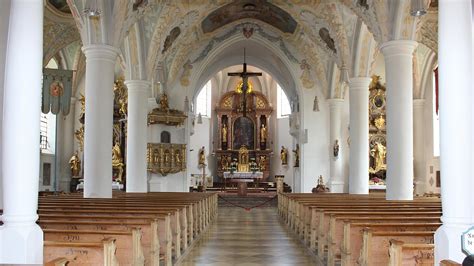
300;59;314;89
180;60;193;87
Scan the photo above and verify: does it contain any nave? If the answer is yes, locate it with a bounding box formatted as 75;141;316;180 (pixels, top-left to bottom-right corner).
178;205;316;266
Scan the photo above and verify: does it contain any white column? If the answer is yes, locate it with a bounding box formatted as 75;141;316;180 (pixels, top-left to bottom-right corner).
348;77;371;194
59;97;77;192
435;0;473;263
328;98;345;192
380;40;418;200
0;0;43;263
412;99;426;196
82;45;119;198
125;80;150;192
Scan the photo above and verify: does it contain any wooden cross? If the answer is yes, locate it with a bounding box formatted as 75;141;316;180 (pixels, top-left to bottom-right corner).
228;49;262;116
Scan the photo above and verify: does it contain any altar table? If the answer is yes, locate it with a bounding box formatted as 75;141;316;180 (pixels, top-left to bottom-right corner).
223;172;263;196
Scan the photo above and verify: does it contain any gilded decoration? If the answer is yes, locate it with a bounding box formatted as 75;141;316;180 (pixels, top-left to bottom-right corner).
368;75;387;181
147;143;186;176
215;90;272;180
148;93;187;126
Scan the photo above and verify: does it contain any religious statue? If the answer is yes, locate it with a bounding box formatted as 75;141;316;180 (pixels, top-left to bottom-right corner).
369;142;387;173
221;123;228;144
312;175;330;193
374;115;385;131
164;149;171;165
260;123;267;143
153;148;160;164
293;144;300;167
280;146;288;165
69;151;81;177
74;126;84;151
112;142;124;183
198;146;206;167
174;149;181;164
159;93;169;111
333;140;340;158
220;155;229;171
258;155;266;171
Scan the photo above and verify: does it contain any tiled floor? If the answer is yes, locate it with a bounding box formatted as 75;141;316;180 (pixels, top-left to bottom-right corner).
177;207;317;266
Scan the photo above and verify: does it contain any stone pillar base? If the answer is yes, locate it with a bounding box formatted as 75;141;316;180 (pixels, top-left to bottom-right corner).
435;223;473;264
329;180;345;193
0;223;43;264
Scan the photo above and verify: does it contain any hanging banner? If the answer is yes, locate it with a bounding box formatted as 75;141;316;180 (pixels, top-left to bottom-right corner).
42;68;73;115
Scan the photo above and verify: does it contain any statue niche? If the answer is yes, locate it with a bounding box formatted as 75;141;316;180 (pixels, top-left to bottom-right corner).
233;117;255;150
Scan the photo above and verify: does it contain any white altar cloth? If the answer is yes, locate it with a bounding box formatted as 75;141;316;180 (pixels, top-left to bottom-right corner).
223;171;263;181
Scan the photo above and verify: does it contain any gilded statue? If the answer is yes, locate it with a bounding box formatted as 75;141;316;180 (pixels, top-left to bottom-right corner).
153;148;160;164
69;151;81;177
159;93;169;111
221;123;228;143
258;155;266;171
198;146;206;166
260;123;267;143
369;142;387;173
374;115;385;131
164;149;171;165
174;149;181;164
112;142;124;182
74;126;84;151
293;144;300;167
280;146;288;165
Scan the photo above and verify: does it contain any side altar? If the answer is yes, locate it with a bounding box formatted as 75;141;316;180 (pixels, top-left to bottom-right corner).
215;89;273;181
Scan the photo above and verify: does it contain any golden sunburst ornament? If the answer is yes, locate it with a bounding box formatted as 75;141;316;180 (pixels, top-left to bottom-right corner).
235;80;253;94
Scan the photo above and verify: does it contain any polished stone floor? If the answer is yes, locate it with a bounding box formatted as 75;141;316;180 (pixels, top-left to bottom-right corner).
177;207;317;266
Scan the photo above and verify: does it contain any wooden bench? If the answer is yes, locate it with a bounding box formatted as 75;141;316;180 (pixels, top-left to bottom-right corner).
44;238;118;266
389;239;434;266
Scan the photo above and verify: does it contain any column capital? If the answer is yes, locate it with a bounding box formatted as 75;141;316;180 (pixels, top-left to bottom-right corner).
81;44;119;63
124;80;151;93
413;99;426;108
380;40;418;58
349;77;372;90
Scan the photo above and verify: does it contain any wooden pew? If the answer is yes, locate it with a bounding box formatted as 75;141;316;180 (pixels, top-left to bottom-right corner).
44;257;69;266
440;260;462;266
338;221;440;266
44;238;118;266
44;228;144;266
358;228;435;266
40;217;170;266
388;239;434;266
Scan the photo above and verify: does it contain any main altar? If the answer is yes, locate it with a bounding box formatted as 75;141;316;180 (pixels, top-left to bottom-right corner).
215;89;273;182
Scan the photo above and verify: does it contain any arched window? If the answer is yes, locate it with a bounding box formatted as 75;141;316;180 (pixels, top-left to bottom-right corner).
277;84;291;118
161;131;171;143
196;80;212;117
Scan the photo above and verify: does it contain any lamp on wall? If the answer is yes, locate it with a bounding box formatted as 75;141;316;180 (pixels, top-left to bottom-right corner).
197;112;203;124
410;0;427;17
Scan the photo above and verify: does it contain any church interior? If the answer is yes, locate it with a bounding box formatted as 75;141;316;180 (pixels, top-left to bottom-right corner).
0;0;473;265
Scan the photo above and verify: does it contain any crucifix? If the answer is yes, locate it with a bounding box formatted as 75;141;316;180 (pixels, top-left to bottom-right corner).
228;49;262;116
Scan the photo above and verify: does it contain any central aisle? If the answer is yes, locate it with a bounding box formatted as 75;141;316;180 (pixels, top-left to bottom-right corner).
178;206;317;266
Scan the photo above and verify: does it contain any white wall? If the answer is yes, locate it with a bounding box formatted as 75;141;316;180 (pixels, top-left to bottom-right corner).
188;117;212;186
0;0;11;209
271;117;295;188
300;88;330;193
39;153;55;191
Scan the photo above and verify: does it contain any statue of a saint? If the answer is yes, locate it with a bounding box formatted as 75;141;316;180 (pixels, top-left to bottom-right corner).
112;142;124;183
280;146;288;165
69;151;81;177
159;93;169;111
369;142;387;173
198;146;206;167
221;124;228;143
258;155;266;171
260;123;267;143
293;144;300;167
174;149;181;164
333;140;340;158
112;142;123;165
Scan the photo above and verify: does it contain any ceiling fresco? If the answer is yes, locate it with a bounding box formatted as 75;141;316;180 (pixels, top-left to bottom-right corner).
201;0;298;34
